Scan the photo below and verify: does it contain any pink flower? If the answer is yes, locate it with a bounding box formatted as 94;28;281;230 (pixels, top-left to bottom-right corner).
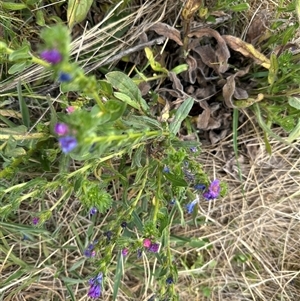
143;238;151;248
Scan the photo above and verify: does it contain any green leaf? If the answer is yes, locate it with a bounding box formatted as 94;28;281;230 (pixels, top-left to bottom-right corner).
144;47;168;73
231;3;250;11
171;64;189;74
164;173;188;187
105;99;126;122
288;96;300;110
113;252;123;301
8;61;30;74
287;118;300;142
67;0;93;28
268;53;278;85
9;44;31;61
36;10;45;26
2;2;28;10
17;80;30;128
114;92;140;110
106;71;149;112
169;97;194;135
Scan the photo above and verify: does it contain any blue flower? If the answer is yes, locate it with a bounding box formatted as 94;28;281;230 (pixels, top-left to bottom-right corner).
40;49;62;64
58;72;72;82
194;184;206;191
186;196;199;214
190;146;197;153
84;242;96;257
88;273;103;299
58;136;77;153
203;179;221;200
169;199;176;205
166;277;174;284
121;221;127;228
137;249;142;258
163;166;170;173
89;207;97;216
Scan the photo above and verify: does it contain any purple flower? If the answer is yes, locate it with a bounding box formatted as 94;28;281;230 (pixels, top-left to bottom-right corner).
190;146;197;153
169;199;176;205
32;217;39;225
148;243;159;253
137;249;142;258
186;196;199;214
54;123;69;136
88;273;103;299
40;49;62;64
203;179;221;200
122;248;129;256
58;72;72;82
89;207;97;216
58;136;77;153
121;221;127;228
84;243;96;257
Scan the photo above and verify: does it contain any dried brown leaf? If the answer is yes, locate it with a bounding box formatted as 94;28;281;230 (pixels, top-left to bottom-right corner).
222;66;250;108
194;44;219;73
196;100;221;130
222;35;270;69
188;28;230;73
246;10;269;45
149;22;183;46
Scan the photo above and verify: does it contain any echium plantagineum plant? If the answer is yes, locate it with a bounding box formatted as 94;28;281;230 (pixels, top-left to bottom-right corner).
0;24;227;300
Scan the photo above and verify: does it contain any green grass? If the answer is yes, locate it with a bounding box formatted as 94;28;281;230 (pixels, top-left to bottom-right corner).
1;0;300;300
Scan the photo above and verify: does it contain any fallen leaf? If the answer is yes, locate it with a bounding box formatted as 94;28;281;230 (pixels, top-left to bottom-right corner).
188;28;230;73
246;10;270;45
222;35;270;69
149;22;183;46
222;66;250;108
196;100;221;130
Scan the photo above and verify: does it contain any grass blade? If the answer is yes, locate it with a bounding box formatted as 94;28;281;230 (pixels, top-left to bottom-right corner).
17;80;30;128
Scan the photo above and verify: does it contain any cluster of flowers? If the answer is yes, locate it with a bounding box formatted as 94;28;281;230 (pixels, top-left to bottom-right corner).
186;179;221;214
85;237;160;298
54;123;77;153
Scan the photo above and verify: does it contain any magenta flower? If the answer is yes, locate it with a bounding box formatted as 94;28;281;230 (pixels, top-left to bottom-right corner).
54;123;69;136
203;179;221;200
143;238;151;248
32;217;39;225
88;273;103;299
58;136;77;153
122;248;129;256
40;49;62;64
